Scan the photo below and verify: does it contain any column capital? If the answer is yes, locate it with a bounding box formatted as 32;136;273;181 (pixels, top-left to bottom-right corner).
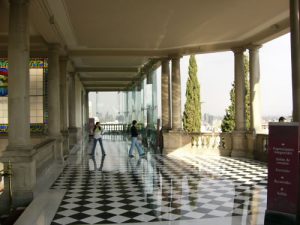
69;71;77;78
248;44;262;53
169;54;182;60
136;81;142;91
231;47;246;54
146;71;153;84
59;55;69;62
48;43;61;53
161;58;170;63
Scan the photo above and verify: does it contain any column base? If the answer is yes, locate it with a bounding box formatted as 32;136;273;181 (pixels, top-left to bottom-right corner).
48;134;64;164
231;130;247;157
246;132;256;159
68;127;80;147
61;130;70;157
162;130;189;155
219;132;232;156
5;144;33;152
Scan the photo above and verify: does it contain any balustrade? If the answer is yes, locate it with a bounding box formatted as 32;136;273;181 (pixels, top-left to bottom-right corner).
100;124;128;133
186;131;268;159
254;133;268;161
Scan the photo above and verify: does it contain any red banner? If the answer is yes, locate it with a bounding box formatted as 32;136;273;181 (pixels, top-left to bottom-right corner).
267;122;300;214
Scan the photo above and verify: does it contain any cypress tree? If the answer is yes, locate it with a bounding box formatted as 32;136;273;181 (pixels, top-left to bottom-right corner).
244;55;250;130
221;83;235;132
183;55;201;132
221;54;250;132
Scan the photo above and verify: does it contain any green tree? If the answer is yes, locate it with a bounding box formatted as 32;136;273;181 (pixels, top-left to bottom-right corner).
221;54;250;132
183;55;201;132
244;55;250;130
221;83;235;132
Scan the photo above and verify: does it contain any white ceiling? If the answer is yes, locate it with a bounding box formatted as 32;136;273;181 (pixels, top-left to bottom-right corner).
0;0;290;91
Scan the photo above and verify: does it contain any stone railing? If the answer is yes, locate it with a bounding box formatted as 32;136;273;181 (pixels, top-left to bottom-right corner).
186;132;231;156
0;137;60;213
102;134;127;142
100;124;128;133
186;131;268;160
33;138;57;178
254;133;268;162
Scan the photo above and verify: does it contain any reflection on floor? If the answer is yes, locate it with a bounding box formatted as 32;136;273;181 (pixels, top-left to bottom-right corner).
50;135;267;225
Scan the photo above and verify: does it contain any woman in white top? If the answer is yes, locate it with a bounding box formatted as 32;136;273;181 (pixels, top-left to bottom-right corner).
91;122;106;156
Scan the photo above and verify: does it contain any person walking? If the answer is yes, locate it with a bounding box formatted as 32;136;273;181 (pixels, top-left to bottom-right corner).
129;120;145;158
91;122;106;156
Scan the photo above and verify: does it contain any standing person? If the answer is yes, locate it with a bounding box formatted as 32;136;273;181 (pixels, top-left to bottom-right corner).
91;122;106;156
278;116;286;122
129;120;145;158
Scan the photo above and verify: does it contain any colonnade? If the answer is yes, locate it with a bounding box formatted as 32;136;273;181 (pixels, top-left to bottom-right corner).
0;0;271;209
1;0;300;212
0;0;87;209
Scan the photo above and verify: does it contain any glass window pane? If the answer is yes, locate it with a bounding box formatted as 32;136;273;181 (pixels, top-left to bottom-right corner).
36;117;43;123
37;82;43;88
35;69;43;76
30;110;36;116
37;103;43;110
36;89;43;95
37;96;43;102
37;110;43;116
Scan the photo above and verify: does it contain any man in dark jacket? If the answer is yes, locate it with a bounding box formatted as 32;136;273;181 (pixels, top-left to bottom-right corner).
128;120;145;158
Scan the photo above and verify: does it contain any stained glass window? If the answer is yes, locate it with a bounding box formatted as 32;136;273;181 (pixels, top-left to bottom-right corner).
0;58;47;126
29;58;47;124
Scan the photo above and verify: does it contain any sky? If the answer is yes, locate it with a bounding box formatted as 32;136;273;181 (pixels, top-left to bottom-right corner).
180;33;292;117
91;33;292;119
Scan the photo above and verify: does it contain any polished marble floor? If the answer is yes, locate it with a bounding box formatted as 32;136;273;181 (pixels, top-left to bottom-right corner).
49;135;267;225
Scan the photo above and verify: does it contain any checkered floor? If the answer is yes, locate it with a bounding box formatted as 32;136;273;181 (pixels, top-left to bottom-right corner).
50;135;267;225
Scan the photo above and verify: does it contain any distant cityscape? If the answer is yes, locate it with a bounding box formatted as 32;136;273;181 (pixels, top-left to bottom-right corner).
88;86;292;134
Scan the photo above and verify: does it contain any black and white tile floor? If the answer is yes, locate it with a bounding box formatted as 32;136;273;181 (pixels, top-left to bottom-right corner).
50;135;267;225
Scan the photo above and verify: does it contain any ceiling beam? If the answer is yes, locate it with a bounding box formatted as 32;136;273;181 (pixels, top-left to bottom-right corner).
76;67;139;73
80;77;138;82
68;49;168;57
85;87;127;92
84;83;128;88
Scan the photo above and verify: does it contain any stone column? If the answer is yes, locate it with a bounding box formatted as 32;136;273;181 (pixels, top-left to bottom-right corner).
234;48;246;131
162;56;183;154
1;0;35;209
7;0;31;150
85;91;89;130
59;57;69;156
290;0;300;122
48;44;61;137
152;70;158;126
125;91;128;123
231;48;247;157
247;45;263;158
136;85;141;121
161;59;171;130
249;45;262;132
48;44;63;163
171;56;182;130
68;72;78;147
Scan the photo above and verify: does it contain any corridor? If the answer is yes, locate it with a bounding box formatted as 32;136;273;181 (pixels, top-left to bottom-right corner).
22;135;267;225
